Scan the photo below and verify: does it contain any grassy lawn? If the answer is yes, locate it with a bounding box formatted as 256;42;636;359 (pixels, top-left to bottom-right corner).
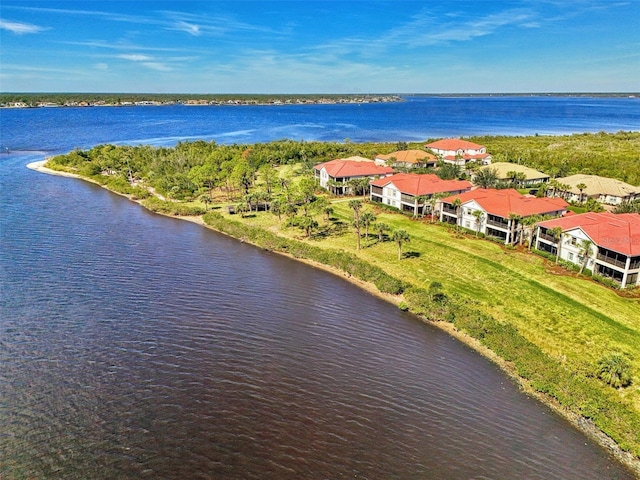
230;196;640;415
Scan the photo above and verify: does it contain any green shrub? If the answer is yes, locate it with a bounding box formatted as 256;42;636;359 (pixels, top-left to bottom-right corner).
597;353;633;388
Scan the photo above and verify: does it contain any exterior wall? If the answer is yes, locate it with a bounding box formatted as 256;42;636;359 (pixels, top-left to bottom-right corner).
558;228;597;271
458;200;487;234
534;226;640;287
370;183;418;213
318;168;330;189
431;147;486;157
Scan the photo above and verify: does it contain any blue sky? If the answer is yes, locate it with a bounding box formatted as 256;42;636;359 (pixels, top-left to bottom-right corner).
1;1;639;93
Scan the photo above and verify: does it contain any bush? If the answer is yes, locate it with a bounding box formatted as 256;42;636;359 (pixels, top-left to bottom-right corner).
597;353;633;388
142;197;205;216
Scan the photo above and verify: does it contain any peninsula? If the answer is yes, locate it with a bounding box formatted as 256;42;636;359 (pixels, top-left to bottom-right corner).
33;132;640;476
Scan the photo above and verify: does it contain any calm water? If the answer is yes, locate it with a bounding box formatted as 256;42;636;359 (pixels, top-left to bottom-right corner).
1;97;639;478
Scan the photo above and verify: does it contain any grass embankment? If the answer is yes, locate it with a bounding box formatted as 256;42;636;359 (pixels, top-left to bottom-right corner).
202;200;640;468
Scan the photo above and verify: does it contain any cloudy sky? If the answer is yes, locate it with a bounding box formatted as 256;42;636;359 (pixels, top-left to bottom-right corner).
1;1;638;93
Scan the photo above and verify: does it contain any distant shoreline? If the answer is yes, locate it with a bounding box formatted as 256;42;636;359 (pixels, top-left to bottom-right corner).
0;94;402;109
2;92;638;109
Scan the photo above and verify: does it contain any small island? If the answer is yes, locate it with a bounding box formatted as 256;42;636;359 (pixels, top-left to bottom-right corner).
33;131;640;475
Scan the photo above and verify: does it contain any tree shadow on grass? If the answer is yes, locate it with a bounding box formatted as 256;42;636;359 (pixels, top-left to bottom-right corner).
403;251;421;259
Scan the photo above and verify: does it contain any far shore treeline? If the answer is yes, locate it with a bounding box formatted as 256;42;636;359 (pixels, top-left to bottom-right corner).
0;92;401;107
2;92;637;108
47;131;640;196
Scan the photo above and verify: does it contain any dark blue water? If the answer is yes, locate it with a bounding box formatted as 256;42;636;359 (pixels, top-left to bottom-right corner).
1;97;639;479
2;96;638;155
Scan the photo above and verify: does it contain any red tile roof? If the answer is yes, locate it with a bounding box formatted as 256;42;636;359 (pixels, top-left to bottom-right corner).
441;189;568;218
376;150;437;164
538;212;640;256
315;158;393;178
425;138;485;151
371;173;472;196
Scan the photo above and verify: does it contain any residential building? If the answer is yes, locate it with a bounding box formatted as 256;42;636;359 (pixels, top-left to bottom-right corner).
535;212;640;287
440;188;567;244
425;138;492;166
370;173;472;216
374;150;437;169
314;156;394;195
479;162;549;186
550;174;640;205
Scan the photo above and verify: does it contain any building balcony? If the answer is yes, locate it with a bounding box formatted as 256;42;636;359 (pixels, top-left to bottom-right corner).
486;219;509;229
596;253;627;269
537;232;557;243
441;205;457;214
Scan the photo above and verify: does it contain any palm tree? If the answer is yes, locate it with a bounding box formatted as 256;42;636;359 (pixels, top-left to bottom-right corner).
374;222;390;242
550;226;564;264
352;218;362;250
235;202;248;218
521;214;542;250
508;212;521;244
506;170;518;186
349;199;363;250
199;193;212;211
451;198;462;232
429;192;447;222
471;210;484;237
576;182;587;204
299;215;318;238
361;211;377;240
393;229;410;260
323;205;334;223
270;197;283;222
415;195;427;217
578;239;594;274
474;167;498;189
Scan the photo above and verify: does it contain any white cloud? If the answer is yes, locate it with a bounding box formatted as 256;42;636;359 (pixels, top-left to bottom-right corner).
94;63;109;71
118;54;154;62
171;21;201;36
116;53;172;72
0;19;46;34
142;62;173;72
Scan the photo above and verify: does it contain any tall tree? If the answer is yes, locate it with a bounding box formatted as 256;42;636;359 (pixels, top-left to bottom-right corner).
374;222;390;242
474;168;498;189
578;239;594;274
393;229;411;260
258;163;278;194
451;198;462;232
298;215;318;238
361;211;377;240
508;213;521;244
349;200;363;250
576;182;587;204
472;210;484;237
550;226;564;264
